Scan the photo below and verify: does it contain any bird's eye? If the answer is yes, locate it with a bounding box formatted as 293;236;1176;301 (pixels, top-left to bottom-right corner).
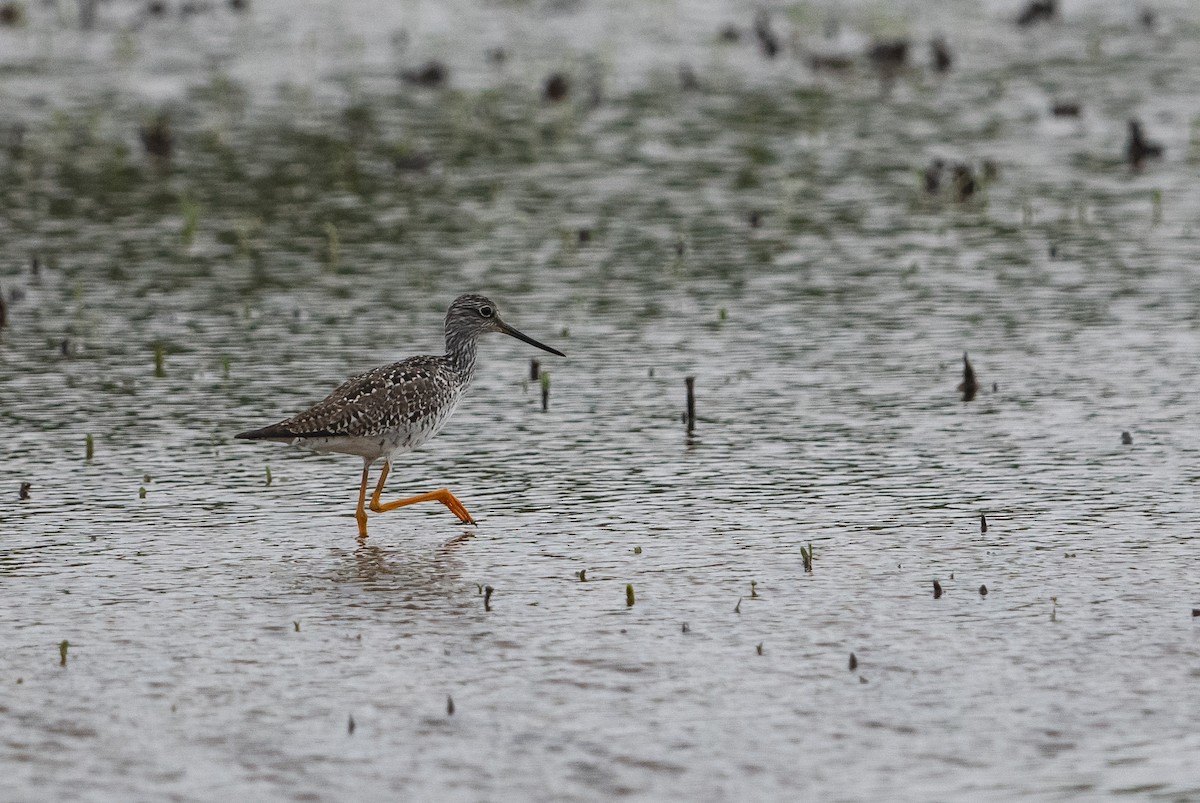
479;306;494;318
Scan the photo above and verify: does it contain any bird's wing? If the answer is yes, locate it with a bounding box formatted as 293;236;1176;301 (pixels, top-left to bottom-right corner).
268;358;444;438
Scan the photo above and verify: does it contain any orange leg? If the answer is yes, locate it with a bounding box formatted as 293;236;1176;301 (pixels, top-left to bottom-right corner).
355;463;371;538
368;462;476;525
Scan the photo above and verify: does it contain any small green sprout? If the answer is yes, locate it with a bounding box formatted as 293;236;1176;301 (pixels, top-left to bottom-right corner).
180;195;198;244
324;222;340;270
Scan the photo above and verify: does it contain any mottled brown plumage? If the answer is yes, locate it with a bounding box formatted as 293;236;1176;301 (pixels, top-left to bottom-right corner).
237;358;453;453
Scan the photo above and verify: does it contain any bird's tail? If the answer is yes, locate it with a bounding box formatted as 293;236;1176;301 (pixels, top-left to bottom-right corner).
235;424;295;442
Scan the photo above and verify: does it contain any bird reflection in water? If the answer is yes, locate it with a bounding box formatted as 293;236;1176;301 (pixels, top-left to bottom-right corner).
341;530;475;592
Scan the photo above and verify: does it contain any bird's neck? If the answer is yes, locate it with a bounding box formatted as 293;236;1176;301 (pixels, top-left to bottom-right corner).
445;334;478;383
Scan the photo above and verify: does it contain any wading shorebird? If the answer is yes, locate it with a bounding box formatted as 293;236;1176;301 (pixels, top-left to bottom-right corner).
236;294;565;538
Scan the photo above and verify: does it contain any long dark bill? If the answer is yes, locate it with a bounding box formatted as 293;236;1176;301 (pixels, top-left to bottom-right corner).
498;321;565;357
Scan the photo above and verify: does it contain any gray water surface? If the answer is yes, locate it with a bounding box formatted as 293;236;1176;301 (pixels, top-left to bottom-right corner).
2;1;1199;800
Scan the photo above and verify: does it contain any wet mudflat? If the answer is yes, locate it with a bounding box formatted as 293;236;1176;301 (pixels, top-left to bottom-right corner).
1;1;1199;800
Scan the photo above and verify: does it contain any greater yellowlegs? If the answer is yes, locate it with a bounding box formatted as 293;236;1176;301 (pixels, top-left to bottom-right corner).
236;294;565;538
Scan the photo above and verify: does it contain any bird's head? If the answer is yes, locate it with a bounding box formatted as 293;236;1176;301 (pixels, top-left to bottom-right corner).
446;294;565;357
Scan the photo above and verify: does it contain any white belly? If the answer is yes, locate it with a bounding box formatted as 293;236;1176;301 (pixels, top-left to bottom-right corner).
293;405;457;462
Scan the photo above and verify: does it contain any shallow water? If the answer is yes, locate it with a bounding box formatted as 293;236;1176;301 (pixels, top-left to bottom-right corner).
2;1;1200;800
